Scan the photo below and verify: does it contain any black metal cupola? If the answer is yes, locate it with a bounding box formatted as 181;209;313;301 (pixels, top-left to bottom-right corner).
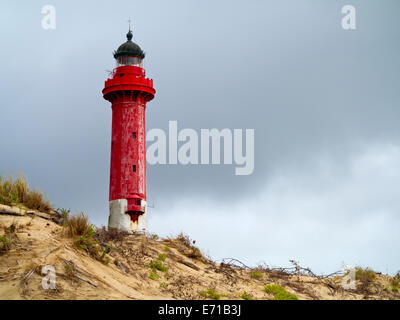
113;29;145;66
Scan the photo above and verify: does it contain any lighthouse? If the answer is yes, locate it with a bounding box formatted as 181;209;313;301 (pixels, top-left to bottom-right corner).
102;28;155;233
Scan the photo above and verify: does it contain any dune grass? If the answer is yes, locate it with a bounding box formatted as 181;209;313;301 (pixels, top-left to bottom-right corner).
264;284;298;300
0;173;52;213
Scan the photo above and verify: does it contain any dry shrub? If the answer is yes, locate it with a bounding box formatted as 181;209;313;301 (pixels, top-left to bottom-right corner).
23;190;51;212
0;173;52;213
65;213;92;237
164;232;204;261
176;232;192;247
355;267;377;294
355;267;376;282
95;226;129;243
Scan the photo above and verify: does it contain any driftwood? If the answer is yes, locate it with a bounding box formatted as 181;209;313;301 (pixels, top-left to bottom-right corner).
75;274;98;287
176;258;200;271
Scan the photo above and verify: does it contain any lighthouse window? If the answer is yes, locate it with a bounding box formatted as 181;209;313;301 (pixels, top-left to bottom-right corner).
132;132;136;139
132;165;136;172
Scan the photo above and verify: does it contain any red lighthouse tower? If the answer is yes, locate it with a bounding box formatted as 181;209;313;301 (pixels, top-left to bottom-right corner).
103;29;155;233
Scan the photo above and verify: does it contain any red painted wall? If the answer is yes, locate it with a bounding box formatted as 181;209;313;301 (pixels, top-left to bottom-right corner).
103;65;155;215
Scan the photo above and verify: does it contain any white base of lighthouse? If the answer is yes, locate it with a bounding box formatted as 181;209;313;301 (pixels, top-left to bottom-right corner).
108;199;147;233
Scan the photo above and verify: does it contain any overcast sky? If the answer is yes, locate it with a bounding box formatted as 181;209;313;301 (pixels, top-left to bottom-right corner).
1;0;399;274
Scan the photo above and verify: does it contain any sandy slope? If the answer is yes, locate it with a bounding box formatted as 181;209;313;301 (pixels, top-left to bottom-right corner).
0;208;398;300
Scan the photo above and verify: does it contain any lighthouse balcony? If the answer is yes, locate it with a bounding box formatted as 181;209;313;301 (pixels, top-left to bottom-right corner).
103;65;155;99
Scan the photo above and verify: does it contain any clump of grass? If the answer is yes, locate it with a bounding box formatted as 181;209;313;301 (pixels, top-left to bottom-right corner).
158;253;167;262
391;279;400;293
65;213;92;237
0;174;52;213
160;282;168;289
0;222;18;254
100;244;111;263
68;214;111;265
0;235;11;253
148;260;168;272
151;234;159;240
24;191;51;213
250;271;263;279
264;284;298;300
149;271;160;281
64;262;76;279
163;246;170;252
241;292;253;300
146;252;168;272
355;267;376;282
57;208;70;220
74;229;98;257
199;289;227;300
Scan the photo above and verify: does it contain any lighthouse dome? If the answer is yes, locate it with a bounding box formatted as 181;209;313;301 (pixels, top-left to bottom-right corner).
113;30;145;60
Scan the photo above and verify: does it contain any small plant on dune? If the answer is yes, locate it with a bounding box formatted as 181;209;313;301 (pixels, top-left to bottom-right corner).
100;244;111;260
158;253;167;262
64;262;76;279
146;252;168;272
199;289;227;300
241;292;253;300
391;279;400;293
250;271;263;279
264;284;298;300
148;260;168;272
74;230;98;257
160;282;168;289
151;234;159;240
163;246;170;252
0;236;11;253
0;222;18;254
57;208;70;221
149;271;160;281
68;215;111;265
